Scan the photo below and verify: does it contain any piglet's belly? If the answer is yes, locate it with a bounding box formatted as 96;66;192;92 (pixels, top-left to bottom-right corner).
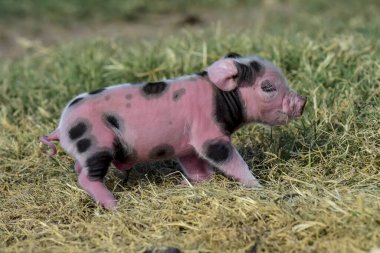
116;129;194;161
135;143;194;162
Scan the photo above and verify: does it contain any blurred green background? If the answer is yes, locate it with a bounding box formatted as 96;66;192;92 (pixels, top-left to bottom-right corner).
1;0;379;58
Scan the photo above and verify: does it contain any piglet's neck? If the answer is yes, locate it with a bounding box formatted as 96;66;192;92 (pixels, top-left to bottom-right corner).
214;87;247;135
195;72;247;135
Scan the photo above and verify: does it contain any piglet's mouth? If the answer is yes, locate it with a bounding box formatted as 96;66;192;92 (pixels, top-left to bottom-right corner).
288;111;302;120
278;110;303;124
275;111;290;125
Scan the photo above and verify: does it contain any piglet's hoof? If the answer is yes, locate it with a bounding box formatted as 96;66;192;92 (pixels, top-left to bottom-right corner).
180;175;211;187
94;191;118;210
99;199;118;210
243;179;263;188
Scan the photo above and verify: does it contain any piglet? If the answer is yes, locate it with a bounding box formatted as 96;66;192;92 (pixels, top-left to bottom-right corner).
40;53;307;209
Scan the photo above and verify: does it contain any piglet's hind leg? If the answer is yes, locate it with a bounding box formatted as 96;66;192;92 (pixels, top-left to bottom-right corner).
78;171;117;209
178;153;214;183
78;151;117;209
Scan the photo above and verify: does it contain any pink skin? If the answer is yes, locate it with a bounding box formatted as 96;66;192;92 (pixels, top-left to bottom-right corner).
74;160;82;174
178;153;213;183
78;171;117;209
39;130;59;156
41;55;307;209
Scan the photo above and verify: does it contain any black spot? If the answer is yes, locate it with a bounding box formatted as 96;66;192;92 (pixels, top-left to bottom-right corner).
68;97;84;107
104;114;119;129
172;88;186;101
69;122;87;140
88;88;105;95
141;81;168;98
224;52;242;59
214;88;246;135
105;95;110;101
234;62;253;86
125;94;133;100
126;103;131;108
250;60;263;73
203;139;232;164
149;144;175;160
196;70;208;77
113;138;137;163
234;60;264;87
77;138;91;153
86;151;112;180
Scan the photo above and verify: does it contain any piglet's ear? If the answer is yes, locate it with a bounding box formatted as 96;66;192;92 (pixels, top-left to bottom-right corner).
207;59;238;91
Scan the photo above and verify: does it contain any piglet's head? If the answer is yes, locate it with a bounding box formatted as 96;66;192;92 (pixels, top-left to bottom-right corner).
207;53;307;126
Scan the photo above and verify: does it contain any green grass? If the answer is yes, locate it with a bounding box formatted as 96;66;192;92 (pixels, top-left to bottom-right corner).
1;0;380;252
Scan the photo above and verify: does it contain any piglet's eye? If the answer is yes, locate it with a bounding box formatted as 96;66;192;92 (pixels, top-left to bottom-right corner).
261;80;277;92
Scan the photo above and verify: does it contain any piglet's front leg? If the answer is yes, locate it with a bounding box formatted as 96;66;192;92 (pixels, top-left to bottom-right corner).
192;137;262;188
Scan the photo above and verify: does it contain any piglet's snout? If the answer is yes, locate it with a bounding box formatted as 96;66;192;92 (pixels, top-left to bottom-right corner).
283;93;307;118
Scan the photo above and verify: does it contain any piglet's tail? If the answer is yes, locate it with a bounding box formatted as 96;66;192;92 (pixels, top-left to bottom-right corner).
40;129;59;156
